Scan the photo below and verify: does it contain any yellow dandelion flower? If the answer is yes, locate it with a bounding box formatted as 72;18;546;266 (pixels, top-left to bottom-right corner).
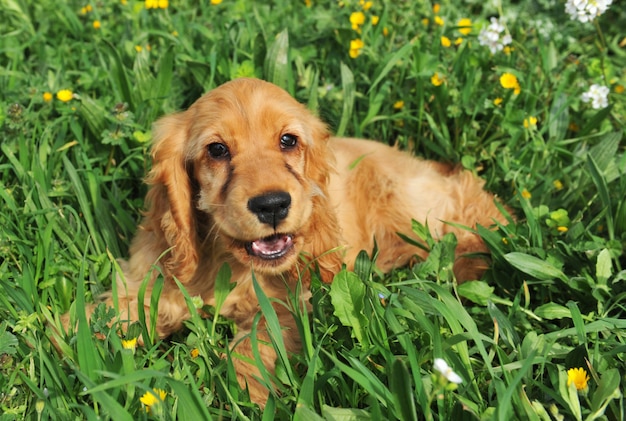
493;97;503;106
145;0;156;8
431;72;444;87
457;18;472;35
56;89;73;102
615;84;625;94
350;11;366;30
441;36;451;48
557;226;568;233
422;18;430;26
553;180;563;190
121;0;128;5
362;1;373;11
93;20;101;29
371;15;380;26
158;0;168;8
122;338;137;350
500;72;521;94
190;348;200;358
349;38;364;58
211;0;223;4
503;46;514;55
80;6;88;14
567;367;590;391
383;27;389;36
305;0;312;7
43;92;53;102
85;4;92;12
135;45;143;52
432;3;440;14
454;37;463;46
523;116;538;128
393;100;404;110
521;188;531;199
140;389;167;413
434;16;444;26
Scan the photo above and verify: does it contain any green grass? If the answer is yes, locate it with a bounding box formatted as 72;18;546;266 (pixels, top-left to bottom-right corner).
1;0;625;419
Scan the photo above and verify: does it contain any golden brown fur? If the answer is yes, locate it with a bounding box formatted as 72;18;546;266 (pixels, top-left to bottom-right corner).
61;78;508;405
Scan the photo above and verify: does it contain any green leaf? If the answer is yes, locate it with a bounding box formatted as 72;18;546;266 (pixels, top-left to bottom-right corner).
329;270;368;346
336;62;355;137
265;29;291;91
321;405;372;421
589;368;621;419
0;327;18;355
504;252;567;281
390;359;417;421
535;303;571;320
457;281;494;306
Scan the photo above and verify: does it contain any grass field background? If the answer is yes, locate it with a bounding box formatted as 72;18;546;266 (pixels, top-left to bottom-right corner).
1;0;625;419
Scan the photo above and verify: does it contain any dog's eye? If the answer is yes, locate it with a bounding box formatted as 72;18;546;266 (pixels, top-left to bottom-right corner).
207;142;230;159
280;134;298;150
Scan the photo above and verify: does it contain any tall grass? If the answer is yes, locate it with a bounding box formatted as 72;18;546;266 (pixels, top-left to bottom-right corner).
1;0;625;419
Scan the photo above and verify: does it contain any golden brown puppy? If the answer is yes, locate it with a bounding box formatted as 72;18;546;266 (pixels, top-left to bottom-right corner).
63;78;508;405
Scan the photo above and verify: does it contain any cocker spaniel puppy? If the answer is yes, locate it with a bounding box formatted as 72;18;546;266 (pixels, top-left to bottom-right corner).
63;78;508;405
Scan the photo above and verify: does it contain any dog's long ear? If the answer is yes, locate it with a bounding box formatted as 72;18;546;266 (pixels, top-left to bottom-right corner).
299;113;343;284
143;112;198;284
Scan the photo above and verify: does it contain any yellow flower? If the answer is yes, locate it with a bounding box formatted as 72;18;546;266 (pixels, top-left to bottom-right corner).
190;348;200;358
431;72;444;87
349;38;364;58
371;15;380;25
422;18;430;26
500;72;521;95
211;0;223;4
121;0;128;4
135;45;143;52
432;3;440;14
454;37;463;46
140;389;167;413
43;92;53;102
615;84;625;94
503;46;514;55
553;180;563;190
158;0;168;8
93;20;101;29
362;1;373;11
457;18;472;35
393;100;404;110
382;27;389;36
567;367;590;391
521;188;531;199
557;226;568;233
434;16;444;26
305;0;311;7
440;36;451;48
493;97;503;106
122;338;137;350
86;4;93;12
350;11;366;30
523;116;538;128
56;89;73;102
145;0;156;8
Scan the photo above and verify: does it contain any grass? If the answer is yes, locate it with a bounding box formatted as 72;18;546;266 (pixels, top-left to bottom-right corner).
1;0;625;419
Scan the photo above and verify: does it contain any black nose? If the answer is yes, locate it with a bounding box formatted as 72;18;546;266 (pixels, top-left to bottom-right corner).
247;191;292;228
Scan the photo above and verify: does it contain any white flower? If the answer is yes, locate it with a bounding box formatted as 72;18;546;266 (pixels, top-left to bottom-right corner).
581;84;610;109
433;358;463;384
478;17;512;54
565;0;613;23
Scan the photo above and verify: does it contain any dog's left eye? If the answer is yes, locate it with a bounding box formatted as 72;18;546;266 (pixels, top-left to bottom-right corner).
280;134;298;150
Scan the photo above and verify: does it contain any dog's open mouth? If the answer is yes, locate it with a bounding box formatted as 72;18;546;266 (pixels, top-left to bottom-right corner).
245;234;294;260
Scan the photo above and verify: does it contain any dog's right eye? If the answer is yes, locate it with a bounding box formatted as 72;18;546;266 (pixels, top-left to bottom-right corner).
207;142;230;159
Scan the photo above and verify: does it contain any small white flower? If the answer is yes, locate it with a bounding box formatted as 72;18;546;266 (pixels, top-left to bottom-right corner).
433;358;463;384
478;17;512;54
581;84;610;109
565;0;613;23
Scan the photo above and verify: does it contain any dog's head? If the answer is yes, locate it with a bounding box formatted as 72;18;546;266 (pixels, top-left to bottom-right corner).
144;78;339;284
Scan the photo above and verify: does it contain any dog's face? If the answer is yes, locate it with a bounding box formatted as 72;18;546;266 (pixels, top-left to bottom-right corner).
149;78;332;278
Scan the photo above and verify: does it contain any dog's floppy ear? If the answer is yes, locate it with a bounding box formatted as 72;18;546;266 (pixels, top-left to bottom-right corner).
143;112;199;284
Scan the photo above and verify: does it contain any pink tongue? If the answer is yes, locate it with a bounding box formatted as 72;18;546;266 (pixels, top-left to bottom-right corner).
251;235;293;257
